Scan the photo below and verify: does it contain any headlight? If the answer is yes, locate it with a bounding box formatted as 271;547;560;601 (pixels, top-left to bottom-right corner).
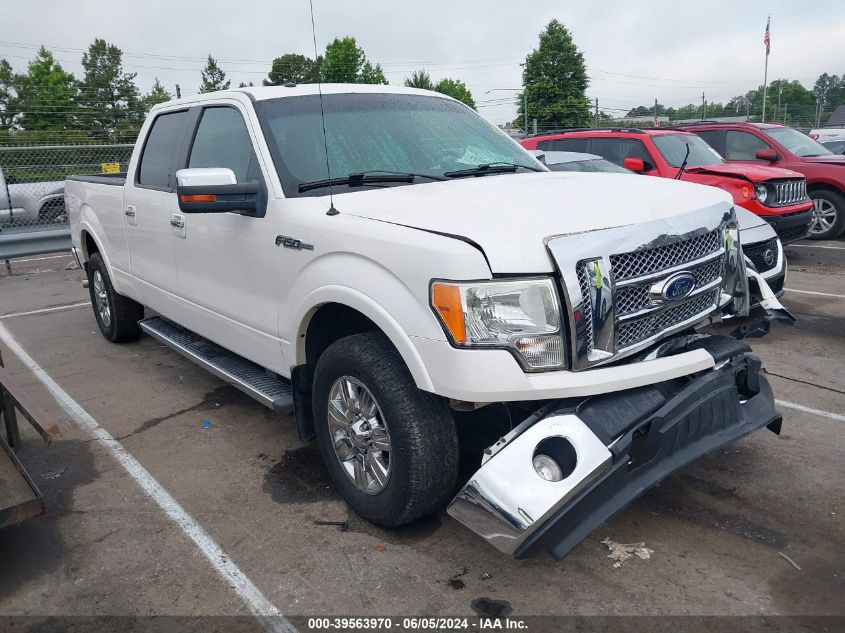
754;183;768;204
431;278;564;370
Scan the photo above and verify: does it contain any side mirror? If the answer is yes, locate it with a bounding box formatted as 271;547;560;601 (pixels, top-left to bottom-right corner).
755;148;779;162
175;168;261;214
623;157;645;172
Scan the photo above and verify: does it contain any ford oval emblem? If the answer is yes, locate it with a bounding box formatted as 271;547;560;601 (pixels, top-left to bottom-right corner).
660;272;697;302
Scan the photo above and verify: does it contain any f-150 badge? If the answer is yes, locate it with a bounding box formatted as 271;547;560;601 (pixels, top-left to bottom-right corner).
275;235;314;251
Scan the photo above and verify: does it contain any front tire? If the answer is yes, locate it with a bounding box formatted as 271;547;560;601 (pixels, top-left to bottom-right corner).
312;332;459;527
808;190;845;240
87;252;143;343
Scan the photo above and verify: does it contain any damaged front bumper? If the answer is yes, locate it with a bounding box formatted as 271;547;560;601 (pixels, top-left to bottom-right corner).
447;347;781;558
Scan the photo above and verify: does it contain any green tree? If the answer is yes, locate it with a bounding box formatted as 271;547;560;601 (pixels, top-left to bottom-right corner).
0;58;17;129
322;37;387;84
77;39;144;135
263;53;318;85
434;78;475;108
199;55;231;93
404;70;434;90
14;46;78;131
518;20;589;129
144;77;172;109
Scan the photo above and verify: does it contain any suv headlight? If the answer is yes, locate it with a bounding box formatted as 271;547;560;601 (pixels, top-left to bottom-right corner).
431;278;564;370
754;183;769;204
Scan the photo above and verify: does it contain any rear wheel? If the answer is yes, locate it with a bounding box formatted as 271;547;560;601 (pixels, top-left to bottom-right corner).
808;190;845;240
312;332;459;527
87;253;144;343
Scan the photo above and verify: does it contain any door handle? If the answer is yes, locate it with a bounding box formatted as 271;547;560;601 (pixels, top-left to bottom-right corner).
170;216;184;228
124;206;136;218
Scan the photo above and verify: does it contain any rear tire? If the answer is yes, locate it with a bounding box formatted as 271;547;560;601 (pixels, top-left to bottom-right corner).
312;332;459;527
87;252;143;343
808;190;845;240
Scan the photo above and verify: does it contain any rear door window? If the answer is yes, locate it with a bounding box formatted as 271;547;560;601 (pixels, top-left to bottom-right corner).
188;107;260;183
137;110;190;189
537;138;589;152
590;138;654;167
693;130;725;155
725;131;770;161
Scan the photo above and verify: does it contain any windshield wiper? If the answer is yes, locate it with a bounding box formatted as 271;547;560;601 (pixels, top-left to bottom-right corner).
443;162;543;178
298;170;444;193
675;143;691;180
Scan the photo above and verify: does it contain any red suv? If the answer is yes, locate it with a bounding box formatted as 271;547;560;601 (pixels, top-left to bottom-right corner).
680;122;845;240
521;129;814;244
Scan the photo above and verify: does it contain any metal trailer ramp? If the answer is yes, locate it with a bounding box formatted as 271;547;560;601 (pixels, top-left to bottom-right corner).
0;351;61;529
139;316;294;415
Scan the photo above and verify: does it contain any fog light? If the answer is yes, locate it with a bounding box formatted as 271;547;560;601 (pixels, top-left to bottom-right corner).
532;454;564;482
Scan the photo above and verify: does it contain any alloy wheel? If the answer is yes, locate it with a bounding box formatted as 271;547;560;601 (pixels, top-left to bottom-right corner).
327;376;392;495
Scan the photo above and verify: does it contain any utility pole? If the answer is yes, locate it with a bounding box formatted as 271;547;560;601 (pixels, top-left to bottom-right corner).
701;92;706;122
175;84;181;99
654;98;658;127
519;62;529;138
777;86;782;120
595;98;599;127
783;103;788;124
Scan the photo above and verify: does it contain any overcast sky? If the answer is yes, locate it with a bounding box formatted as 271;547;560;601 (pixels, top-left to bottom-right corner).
3;0;844;124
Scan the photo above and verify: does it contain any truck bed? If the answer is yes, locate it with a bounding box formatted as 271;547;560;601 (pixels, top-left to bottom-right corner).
66;174;127;187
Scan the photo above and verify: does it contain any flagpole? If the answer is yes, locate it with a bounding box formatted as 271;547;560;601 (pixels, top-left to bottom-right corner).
762;14;770;121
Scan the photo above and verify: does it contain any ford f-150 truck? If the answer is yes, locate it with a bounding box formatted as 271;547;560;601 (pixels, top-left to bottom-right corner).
66;85;789;559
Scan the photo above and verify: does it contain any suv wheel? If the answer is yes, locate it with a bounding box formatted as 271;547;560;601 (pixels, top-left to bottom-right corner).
312;332;459;527
808;190;845;240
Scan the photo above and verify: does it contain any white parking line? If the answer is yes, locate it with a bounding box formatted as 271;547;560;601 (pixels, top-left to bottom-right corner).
786;288;845;300
789;244;845;251
0;301;90;320
776;399;845;423
0;322;296;633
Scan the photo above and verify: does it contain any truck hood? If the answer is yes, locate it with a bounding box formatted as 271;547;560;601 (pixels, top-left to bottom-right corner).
686;163;803;183
333;171;732;273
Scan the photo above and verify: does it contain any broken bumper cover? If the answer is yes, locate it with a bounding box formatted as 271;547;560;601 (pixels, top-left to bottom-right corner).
447;354;781;558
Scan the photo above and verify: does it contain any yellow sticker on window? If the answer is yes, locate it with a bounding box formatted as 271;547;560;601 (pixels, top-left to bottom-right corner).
100;162;121;174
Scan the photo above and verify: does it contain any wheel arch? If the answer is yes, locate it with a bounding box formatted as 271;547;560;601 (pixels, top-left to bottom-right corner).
294;289;435;394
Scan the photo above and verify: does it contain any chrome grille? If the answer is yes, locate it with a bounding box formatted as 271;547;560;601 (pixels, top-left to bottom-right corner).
744;238;778;273
576;261;594;349
617;291;719;349
614;259;723;317
772;179;808;206
610;229;721;281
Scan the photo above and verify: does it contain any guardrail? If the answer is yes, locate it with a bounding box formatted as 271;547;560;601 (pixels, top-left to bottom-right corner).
0;227;72;266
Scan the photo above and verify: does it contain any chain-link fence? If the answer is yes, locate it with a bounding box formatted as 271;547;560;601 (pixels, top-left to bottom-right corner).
0;143;133;231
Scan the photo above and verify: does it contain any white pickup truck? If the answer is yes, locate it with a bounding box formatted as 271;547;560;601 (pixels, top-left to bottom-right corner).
66;84;790;558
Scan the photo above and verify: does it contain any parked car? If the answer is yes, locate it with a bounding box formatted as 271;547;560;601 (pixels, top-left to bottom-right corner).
823;140;845;156
533;150;632;173
530;150;786;300
0;165;66;227
66;85;787;559
681;122;845;240
809;127;845;144
521;129;813;245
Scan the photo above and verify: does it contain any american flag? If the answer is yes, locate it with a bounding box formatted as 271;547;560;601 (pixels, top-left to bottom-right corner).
764;17;771;56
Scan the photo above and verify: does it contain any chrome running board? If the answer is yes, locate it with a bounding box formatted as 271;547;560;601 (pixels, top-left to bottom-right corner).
139;316;294;415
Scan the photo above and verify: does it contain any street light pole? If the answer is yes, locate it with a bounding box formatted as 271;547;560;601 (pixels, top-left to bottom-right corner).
484;87;526;137
519;62;528;138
